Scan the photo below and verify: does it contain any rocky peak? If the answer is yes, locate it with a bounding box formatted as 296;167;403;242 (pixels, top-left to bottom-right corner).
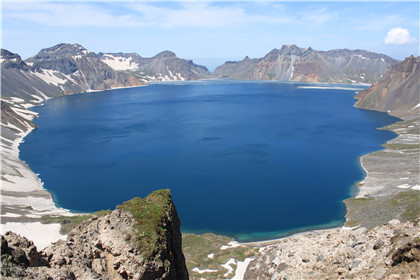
0;49;29;70
279;44;306;56
154;51;177;60
263;48;281;62
29;43;91;60
391;55;418;74
355;55;419;117
0;190;189;279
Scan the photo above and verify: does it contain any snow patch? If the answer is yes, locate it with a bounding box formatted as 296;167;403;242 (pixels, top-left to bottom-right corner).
192;267;218;274
220;241;241;250
31;69;67;86
0;222;66;250
221;258;236;277
232;257;254;280
355;54;368;60
176;73;185;81
1;213;22;218
101;54;139;71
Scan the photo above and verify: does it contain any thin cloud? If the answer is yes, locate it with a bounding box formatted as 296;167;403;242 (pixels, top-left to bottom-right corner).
300;8;339;26
384;27;418;45
3;3;142;28
3;2;293;29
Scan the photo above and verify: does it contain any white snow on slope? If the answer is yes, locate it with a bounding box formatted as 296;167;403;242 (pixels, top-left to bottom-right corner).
30;69;67;86
101;54;139;70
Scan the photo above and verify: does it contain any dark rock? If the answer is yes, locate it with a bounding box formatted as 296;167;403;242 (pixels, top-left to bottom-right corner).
392;240;420;266
373;240;385;250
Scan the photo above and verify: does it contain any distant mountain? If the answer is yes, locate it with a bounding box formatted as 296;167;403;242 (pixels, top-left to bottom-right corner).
26;43;144;94
355;55;420;118
1;44;144;103
212;44;399;83
98;51;210;82
1;49;64;101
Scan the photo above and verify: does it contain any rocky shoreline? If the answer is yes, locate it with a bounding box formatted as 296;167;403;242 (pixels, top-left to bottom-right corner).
1;97;73;249
2;86;418;279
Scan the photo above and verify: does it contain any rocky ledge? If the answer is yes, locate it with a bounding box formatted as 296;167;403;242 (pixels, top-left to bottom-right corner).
1;189;189;280
245;219;420;280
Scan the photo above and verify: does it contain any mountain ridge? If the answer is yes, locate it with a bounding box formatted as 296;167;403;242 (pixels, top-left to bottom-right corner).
212;44;399;83
355;55;419;118
98;50;210;82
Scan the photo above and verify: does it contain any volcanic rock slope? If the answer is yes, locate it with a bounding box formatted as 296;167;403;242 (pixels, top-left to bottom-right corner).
213;44;399;83
355;55;420;118
1;190;189;280
98;51;211;82
242;56;420;280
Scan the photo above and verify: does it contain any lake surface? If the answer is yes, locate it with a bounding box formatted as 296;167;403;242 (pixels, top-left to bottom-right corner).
20;80;399;241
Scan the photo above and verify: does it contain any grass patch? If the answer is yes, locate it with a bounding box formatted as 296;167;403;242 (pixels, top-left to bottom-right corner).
344;190;420;228
383;143;420;150
389;190;420;222
118;189;172;259
182;233;258;279
40;209;111;235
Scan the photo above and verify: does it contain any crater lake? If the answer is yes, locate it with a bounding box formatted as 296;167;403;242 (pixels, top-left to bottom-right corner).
20;81;399;241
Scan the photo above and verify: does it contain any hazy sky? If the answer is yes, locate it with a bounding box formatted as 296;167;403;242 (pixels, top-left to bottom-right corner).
2;0;419;70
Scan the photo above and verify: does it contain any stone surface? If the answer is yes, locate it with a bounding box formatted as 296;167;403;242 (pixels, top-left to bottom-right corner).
244;220;420;280
1;190;189;280
212;44;398;83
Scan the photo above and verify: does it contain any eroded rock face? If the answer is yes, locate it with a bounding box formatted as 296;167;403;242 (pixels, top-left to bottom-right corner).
212;44;398;83
244;219;420;280
1;190;189;280
355;55;420;118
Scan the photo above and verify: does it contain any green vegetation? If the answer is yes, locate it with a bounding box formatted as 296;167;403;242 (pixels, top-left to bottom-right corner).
40;209;111;235
182;233;258;279
389;190;420;222
383;143;420;150
344;190;420;228
118;189;172;259
345;197;374;206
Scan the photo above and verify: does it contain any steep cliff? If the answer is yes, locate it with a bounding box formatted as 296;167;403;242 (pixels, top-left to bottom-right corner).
355;55;420;118
98;51;210;82
1;49;63;101
212;45;399;83
26;43;144;93
1;190;189;280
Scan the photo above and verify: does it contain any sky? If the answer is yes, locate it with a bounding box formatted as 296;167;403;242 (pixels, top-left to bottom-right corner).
2;0;419;71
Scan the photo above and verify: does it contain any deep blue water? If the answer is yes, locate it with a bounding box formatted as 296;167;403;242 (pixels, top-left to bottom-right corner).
20;81;399;241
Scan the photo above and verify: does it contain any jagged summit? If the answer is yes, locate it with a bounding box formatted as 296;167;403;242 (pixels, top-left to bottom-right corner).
154;50;177;59
0;190;189;279
99;50;210;81
28;43;92;60
0;49;29;70
355;55;420;117
213;44;399;83
279;44;311;55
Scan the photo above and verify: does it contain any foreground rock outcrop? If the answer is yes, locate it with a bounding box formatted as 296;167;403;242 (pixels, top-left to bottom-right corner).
245;219;420;280
1;189;189;280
